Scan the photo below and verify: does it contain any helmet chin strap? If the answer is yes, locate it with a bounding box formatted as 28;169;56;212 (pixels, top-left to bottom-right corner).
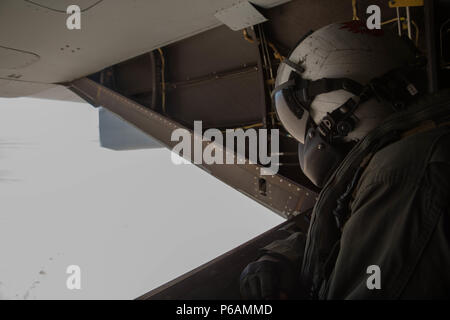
297;65;423;188
314;64;421;143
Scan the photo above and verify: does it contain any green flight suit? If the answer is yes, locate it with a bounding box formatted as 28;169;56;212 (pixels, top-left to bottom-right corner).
262;90;450;299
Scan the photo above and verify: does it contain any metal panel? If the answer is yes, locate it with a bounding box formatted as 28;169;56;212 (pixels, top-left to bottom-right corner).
0;79;55;98
113;54;156;97
214;1;268;31
0;46;40;70
165;25;258;82
69;77;317;219
24;0;103;12
0;0;291;91
164;25;264;129
167;71;262;128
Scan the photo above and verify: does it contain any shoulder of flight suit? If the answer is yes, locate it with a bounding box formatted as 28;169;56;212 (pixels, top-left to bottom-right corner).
325;126;450;299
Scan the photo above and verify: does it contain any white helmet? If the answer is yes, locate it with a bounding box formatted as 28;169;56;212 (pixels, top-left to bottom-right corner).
273;21;422;187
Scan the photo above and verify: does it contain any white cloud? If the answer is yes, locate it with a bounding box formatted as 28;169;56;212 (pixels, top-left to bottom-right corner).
0;97;283;299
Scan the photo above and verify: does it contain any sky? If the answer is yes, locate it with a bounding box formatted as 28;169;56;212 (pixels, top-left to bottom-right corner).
0;93;283;300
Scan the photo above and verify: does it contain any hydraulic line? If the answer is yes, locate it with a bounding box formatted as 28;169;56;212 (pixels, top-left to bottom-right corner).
157;48;166;114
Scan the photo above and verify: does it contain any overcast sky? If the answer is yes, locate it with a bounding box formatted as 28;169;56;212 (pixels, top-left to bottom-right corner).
0;95;283;300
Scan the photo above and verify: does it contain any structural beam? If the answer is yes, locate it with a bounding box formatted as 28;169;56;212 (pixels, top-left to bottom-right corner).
69;78;317;219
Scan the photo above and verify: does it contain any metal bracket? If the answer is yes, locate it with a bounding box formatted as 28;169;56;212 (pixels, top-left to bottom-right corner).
215;1;268;31
388;0;424;7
